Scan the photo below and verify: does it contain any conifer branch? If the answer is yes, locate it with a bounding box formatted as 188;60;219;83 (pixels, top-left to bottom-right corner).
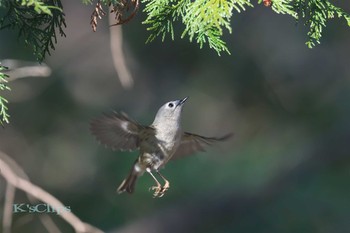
0;0;66;62
1;0;349;59
140;0;350;54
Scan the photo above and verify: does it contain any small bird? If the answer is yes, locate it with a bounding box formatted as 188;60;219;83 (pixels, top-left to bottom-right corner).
90;97;232;197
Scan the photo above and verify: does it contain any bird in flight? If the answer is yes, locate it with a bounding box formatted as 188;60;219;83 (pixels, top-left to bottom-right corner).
90;97;232;197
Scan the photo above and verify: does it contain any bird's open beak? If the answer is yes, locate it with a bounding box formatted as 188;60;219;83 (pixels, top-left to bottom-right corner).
177;97;188;106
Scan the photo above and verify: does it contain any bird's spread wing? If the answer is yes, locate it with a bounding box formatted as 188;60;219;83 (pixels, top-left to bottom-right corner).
90;111;144;151
171;132;233;160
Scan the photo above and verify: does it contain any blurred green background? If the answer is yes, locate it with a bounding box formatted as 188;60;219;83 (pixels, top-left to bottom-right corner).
1;1;350;233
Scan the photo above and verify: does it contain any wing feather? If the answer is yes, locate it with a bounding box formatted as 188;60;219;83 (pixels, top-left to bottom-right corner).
90;111;144;151
171;132;233;159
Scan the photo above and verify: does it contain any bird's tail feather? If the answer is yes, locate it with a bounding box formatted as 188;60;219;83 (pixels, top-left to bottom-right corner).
117;164;140;194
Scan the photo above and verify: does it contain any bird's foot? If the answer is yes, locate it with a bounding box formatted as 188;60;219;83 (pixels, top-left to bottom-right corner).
149;184;170;198
149;185;162;198
157;187;167;197
158;181;170;197
147;169;170;197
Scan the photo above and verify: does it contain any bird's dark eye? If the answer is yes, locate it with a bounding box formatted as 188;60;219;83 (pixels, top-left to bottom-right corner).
168;103;174;108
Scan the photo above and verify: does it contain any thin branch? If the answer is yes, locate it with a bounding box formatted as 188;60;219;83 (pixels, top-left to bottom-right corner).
0;152;104;233
3;183;15;233
0;59;52;82
38;215;62;233
108;9;134;89
0;143;62;233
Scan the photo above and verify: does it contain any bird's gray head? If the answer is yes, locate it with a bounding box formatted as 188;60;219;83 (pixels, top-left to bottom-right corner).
152;97;188;127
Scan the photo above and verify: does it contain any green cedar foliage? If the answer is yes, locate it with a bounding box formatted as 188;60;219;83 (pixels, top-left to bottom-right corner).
0;0;66;125
143;0;350;55
0;0;349;125
143;0;253;55
0;0;349;59
86;0;349;55
292;0;350;48
0;0;66;62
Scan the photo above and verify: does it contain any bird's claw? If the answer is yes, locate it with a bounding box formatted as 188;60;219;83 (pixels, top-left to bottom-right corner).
158;182;169;197
149;185;161;197
149;185;169;198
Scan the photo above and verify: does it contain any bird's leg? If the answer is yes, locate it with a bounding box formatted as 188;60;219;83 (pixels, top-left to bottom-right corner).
156;171;170;197
146;168;162;197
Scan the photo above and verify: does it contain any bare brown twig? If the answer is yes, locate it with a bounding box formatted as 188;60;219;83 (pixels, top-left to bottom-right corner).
109;0;140;26
90;0;140;32
91;0;107;32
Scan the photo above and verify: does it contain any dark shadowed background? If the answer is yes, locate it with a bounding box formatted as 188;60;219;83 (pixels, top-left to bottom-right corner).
0;1;350;233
